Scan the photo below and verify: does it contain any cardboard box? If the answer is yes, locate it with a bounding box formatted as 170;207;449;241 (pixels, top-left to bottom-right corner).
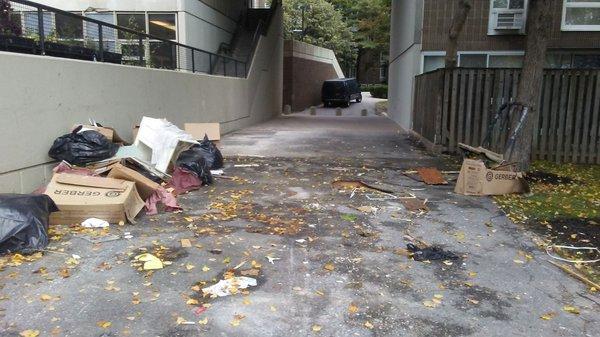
45;174;145;225
184;123;221;141
454;159;528;196
108;163;161;200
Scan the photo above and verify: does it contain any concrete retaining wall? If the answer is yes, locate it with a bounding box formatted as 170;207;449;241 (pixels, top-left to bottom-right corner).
283;40;344;112
0;6;283;193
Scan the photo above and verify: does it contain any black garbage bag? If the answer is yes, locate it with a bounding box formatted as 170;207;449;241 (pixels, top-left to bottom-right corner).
48;127;118;166
196;135;224;170
407;243;459;261
176;146;213;185
0;194;58;254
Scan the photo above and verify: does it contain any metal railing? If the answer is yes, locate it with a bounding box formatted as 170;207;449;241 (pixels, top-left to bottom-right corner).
0;0;247;77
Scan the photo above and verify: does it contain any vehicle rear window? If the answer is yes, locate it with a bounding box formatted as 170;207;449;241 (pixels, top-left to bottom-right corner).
323;82;346;97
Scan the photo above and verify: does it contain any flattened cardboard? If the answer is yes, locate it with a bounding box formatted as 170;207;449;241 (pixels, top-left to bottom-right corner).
184;123;221;141
45;173;145;225
454;159;528;196
108;163;161;200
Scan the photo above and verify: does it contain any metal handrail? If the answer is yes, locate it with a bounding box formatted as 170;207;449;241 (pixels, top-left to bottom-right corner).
4;0;247;76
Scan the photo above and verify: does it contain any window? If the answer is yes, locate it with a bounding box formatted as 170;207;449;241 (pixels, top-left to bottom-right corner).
117;13;145;39
84;13;116;52
148;14;176;40
459;54;487;67
562;0;600;31
489;54;523;68
488;0;527;35
423;55;445;73
55;13;83;39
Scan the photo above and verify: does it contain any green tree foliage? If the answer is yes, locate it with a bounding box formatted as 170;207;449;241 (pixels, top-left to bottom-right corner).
283;0;356;71
283;0;390;74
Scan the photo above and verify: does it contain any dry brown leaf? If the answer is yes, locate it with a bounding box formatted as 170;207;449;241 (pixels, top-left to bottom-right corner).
19;330;40;337
323;263;335;271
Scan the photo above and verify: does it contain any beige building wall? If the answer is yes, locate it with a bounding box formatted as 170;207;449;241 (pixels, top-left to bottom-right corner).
0;5;283;193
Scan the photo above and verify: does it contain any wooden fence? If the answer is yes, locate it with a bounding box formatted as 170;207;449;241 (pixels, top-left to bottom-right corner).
413;68;600;164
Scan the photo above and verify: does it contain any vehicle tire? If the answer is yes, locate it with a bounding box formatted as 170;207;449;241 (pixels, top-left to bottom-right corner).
345;97;351;107
356;95;362;103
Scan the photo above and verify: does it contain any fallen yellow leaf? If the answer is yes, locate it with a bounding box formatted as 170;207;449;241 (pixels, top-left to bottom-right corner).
199;317;208;325
96;320;111;329
364;321;374;329
323;263;335;271
540;312;556;320
312;324;322;332
348;303;359;313
563;306;580;315
19;330;40;337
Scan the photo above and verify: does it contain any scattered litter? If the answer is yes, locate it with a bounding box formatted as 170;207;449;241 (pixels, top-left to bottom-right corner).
169;167;203;194
184;123;221;141
0;194;58;253
81;218;109;228
181;239;192;248
266;256;281;264
407;243;458;261
400;198;429;212
144;188;182;215
123;232;133;239
454;157;528;196
202;277;257;297
546;245;600;263
355;206;378;214
134;253;164;270
211;169;224;176
234;164;260;168
416;167;448;185
295;239;306;243
176;146;213;186
44;174;145;225
74;234;121;244
366;193;398;201
332;180;394;194
48;127;118;166
107;163;161;200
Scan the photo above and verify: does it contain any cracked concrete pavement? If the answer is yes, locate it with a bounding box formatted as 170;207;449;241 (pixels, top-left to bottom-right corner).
0;103;598;336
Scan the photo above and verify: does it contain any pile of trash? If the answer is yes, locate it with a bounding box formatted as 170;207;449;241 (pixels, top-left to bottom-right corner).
0;118;224;253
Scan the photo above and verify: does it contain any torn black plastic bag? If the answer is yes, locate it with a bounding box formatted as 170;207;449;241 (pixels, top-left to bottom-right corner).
0;194;58;254
196;135;224;170
176;147;213;185
407;243;459;261
48;127;118;166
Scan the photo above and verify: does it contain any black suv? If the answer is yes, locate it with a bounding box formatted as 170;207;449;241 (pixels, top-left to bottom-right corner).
322;78;362;107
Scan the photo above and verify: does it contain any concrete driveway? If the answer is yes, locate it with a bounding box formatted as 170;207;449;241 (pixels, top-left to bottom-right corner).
0;113;597;337
294;92;386;117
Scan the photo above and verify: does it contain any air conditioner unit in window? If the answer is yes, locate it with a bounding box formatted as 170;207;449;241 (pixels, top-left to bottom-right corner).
493;10;524;30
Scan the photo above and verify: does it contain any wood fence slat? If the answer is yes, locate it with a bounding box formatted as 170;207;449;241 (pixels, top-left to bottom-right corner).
457;69;468;148
473;69;484;145
590;71;600;164
481;69;492;146
535;72;550;160
549;72;561;162
449;69;459;151
571;71;586;163
580;71;594;163
442;69;451;149
541;71;555;160
555;72;569;162
564;72;578;162
465;70;475;145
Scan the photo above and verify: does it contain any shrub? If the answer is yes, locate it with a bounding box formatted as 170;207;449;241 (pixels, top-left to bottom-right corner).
362;84;388;99
0;0;21;36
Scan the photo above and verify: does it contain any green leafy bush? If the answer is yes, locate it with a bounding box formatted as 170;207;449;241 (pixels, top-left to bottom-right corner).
362;84;388;99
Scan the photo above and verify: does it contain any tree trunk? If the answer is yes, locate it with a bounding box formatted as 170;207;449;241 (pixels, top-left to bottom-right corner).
504;0;553;171
445;0;473;68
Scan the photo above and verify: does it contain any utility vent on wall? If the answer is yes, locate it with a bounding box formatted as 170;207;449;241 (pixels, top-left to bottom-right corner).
493;11;524;30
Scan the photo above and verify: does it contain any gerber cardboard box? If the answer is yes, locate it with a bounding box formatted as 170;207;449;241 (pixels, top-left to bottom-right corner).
45;173;145;225
454;159;528;196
